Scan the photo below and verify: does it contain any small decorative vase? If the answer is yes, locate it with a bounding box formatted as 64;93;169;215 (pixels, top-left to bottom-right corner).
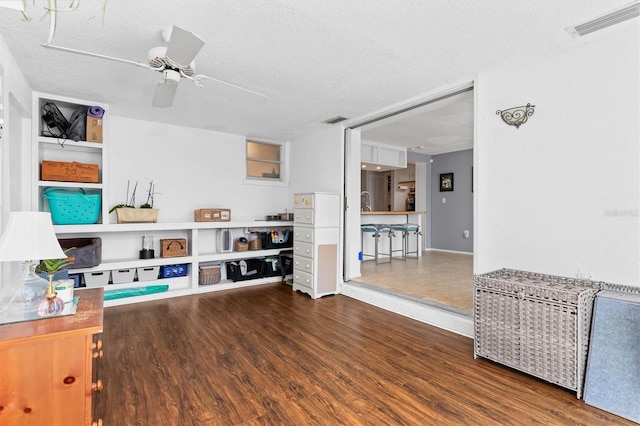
36;273;65;317
37;296;65;317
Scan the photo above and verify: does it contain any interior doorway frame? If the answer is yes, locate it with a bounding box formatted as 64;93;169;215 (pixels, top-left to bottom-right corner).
342;82;474;283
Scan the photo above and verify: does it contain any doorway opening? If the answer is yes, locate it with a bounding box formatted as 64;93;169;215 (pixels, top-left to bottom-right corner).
344;85;474;316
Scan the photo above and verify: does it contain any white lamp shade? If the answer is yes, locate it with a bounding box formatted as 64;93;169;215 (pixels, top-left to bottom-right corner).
0;212;66;262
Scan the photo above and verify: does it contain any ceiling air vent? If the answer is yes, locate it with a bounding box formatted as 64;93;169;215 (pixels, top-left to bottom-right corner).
323;116;348;125
566;1;639;38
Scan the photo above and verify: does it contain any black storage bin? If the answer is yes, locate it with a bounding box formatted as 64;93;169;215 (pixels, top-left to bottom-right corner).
225;258;265;282
264;252;294;277
58;237;102;269
260;230;293;249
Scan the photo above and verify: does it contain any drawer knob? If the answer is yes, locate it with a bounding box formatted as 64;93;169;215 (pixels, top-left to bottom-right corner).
92;379;104;391
93;349;104;359
63;376;76;385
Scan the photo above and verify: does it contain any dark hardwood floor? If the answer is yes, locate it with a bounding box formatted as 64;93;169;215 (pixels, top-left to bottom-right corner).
97;283;632;425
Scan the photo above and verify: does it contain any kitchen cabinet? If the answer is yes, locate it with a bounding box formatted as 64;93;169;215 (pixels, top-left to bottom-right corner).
0;287;104;425
32;92;109;225
292;193;340;299
361;140;407;169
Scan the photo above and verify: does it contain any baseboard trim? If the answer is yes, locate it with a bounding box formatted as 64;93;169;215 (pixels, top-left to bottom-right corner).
425;248;473;256
341;281;474;338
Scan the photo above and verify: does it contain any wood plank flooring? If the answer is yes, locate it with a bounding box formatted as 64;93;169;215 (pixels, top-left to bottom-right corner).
358;251;473;312
96;283;632;425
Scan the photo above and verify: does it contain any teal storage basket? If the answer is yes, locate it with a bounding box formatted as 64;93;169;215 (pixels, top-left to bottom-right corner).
44;187;101;225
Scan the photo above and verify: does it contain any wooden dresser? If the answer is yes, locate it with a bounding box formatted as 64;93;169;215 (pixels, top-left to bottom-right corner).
0;287;104;425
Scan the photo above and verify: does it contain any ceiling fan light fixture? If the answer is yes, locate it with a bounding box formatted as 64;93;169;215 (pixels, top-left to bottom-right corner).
163;69;182;85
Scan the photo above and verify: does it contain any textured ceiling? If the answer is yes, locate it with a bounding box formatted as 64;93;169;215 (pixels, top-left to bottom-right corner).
361;89;474;155
0;0;627;143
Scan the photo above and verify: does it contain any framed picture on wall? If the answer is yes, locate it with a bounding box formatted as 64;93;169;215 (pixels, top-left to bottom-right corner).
440;173;454;192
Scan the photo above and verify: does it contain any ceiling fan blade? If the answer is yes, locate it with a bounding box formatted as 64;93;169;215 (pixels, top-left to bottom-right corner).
152;83;178;108
191;74;266;104
42;44;151;69
165;26;205;66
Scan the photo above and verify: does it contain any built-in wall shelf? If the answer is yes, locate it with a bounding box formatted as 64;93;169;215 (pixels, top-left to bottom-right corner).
55;220;294;306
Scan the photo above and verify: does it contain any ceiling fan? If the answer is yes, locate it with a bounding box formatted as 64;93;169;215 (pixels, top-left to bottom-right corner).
42;25;266;107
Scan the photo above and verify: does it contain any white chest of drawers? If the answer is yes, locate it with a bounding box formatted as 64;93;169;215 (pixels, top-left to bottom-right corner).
293;192;340;299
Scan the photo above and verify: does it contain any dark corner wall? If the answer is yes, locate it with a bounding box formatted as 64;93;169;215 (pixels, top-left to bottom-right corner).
430;149;473;253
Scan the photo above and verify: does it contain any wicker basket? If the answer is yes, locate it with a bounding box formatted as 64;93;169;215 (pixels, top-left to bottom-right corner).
474;268;601;398
199;265;221;285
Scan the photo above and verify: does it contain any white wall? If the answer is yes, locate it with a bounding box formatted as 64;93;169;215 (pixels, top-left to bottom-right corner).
290;124;343;196
0;34;31;118
475;23;639;286
290;124;345;282
0;33;33;289
108;117;291;222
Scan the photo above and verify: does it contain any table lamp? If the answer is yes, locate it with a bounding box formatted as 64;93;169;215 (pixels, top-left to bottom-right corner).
0;211;67;321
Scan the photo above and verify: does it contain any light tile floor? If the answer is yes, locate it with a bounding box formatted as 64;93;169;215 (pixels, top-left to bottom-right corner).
357;251;473;313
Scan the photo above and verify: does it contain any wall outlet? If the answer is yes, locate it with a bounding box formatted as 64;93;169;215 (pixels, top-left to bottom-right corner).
463;230;470;239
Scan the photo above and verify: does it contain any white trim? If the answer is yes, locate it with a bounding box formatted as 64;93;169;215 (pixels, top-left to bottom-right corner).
426;248;473;256
341;281;474;338
343;80;474;131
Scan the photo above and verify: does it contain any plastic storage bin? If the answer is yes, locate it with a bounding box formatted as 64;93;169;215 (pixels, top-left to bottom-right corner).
160;264;188;278
260;230;293;249
112;268;136;284
136;266;160;282
44;187;101;225
225;259;264;282
83;271;110;287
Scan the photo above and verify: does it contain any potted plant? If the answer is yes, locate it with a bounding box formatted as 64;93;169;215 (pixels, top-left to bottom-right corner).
35;248;74;282
35;252;75;317
110;180;160;223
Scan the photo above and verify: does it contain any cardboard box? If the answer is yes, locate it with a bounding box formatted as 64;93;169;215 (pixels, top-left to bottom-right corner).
41;160;99;183
194;209;215;222
215;209;231;221
194;208;231;222
160;238;187;258
86;116;103;142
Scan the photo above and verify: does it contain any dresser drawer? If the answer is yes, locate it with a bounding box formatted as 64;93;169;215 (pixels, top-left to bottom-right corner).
294;194;314;209
294;241;314;259
293;269;313;289
294;227;314;243
294;257;313;273
294;209;314;225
